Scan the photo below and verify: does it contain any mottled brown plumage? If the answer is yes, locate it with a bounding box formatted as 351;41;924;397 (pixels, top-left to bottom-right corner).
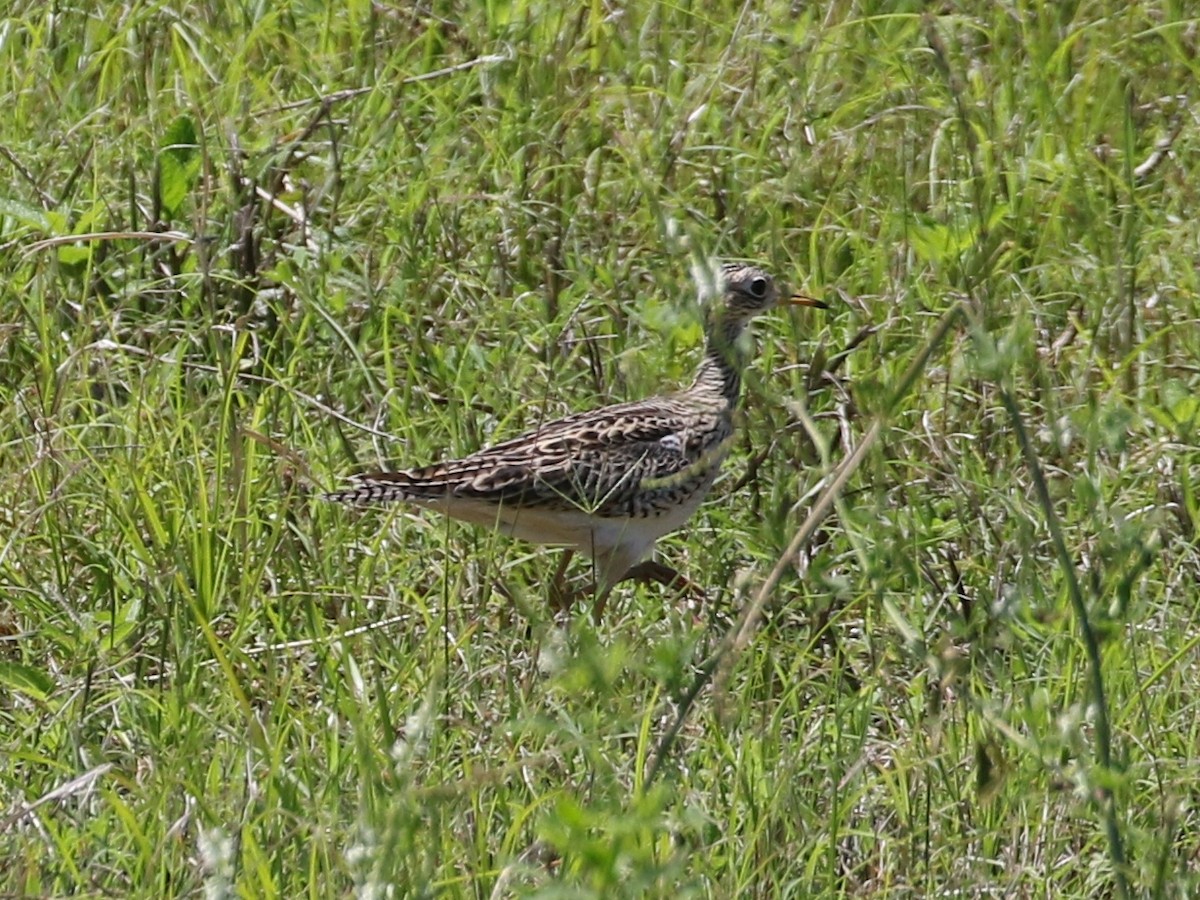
325;262;824;618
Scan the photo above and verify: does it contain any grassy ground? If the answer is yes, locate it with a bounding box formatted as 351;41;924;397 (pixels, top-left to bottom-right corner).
2;0;1198;896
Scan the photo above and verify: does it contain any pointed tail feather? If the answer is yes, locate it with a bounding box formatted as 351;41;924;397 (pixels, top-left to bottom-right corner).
322;483;408;505
322;471;452;505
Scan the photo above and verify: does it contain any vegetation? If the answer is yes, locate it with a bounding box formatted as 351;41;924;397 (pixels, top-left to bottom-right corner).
1;1;1197;895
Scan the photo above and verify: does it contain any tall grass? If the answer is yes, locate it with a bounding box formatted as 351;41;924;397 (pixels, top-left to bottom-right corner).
2;1;1198;895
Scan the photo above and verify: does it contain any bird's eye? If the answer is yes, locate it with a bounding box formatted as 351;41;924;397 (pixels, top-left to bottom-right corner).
748;277;769;298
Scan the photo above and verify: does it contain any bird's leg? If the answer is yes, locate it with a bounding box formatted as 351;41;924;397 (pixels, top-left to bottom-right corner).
620;560;706;599
588;561;706;623
547;549;576;613
589;584;616;625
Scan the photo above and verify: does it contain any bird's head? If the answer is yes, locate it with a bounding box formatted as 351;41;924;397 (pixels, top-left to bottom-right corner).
713;262;827;326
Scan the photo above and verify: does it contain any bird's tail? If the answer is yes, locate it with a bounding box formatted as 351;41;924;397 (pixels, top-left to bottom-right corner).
322;471;447;505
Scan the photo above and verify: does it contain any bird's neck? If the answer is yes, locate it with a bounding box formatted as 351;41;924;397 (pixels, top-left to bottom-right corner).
688;314;749;407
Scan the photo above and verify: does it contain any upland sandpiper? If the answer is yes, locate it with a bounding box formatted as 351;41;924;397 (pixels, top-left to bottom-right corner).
325;262;824;619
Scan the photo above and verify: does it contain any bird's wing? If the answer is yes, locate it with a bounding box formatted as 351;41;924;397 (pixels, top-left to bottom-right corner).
333;397;723;516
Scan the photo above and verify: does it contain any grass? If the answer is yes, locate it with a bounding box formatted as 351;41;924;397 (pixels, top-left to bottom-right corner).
2;0;1199;895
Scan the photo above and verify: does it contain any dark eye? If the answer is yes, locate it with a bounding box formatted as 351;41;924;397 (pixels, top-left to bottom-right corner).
748;276;769;298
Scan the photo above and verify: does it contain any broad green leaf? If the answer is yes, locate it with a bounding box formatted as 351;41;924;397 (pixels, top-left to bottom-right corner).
158;115;201;219
0;197;51;232
0;661;55;701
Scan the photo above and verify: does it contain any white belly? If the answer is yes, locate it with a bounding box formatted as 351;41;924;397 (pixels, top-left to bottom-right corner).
412;476;716;587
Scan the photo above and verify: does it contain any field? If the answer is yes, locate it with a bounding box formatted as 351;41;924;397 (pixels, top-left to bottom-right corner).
2;1;1199;896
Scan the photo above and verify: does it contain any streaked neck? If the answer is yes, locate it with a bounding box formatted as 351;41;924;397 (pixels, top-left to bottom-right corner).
688;315;748;406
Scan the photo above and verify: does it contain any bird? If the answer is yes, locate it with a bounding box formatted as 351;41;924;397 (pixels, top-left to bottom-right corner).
324;262;825;621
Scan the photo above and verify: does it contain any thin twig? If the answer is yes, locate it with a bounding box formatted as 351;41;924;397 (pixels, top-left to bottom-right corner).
0;143;59;208
23;230;193;256
995;382;1131;897
267;52;513;114
85;339;395;440
645;302;965;785
1;764;114;833
1133;112;1185;184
